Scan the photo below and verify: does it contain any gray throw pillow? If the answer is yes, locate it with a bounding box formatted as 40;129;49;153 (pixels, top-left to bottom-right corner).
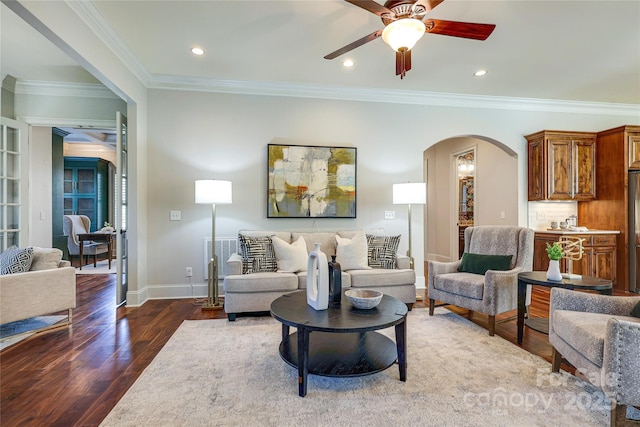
0;246;35;275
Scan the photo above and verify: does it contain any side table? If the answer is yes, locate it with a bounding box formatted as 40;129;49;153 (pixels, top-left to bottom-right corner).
517;271;612;344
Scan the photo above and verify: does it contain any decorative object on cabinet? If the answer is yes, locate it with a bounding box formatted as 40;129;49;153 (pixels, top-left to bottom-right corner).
267;144;356;218
577;125;640;292
525;130;596;201
195;179;233;311
393;182;426;270
558;235;585;279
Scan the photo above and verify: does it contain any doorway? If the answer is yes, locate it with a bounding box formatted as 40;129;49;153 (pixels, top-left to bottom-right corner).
424;135;518;264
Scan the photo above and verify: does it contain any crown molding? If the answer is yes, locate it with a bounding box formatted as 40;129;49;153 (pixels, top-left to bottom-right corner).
60;1;639;117
16;116;116;128
15;80;120;99
64;0;151;86
148;74;640;117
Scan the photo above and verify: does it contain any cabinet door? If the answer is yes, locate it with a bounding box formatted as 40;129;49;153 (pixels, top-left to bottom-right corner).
528;138;545;200
629;133;640;170
592;245;616;283
573;138;596;200
547;139;572;200
533;234;557;271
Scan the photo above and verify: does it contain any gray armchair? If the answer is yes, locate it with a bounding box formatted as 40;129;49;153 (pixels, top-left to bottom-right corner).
63;215;108;268
428;225;534;335
549;288;640;427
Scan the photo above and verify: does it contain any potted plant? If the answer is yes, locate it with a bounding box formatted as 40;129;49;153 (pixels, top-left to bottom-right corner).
545;242;563;281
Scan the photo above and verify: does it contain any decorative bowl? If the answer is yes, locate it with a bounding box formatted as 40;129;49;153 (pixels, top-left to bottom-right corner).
345;289;383;310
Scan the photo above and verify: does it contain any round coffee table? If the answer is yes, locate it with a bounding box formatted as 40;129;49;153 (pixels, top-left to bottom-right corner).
270;290;408;397
516;271;613;344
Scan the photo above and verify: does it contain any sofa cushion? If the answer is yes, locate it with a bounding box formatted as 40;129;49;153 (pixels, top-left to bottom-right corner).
1;246;34;275
297;271;351;289
433;272;485;300
366;234;400;269
336;232;371;271
552;310;610;367
272;236;308;273
223;272;298;293
238;235;277;274
458;253;513;275
349;268;415;288
292;232;336;258
30;247;64;271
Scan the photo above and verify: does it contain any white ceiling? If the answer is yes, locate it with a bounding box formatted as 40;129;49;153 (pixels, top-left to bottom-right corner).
2;0;640;105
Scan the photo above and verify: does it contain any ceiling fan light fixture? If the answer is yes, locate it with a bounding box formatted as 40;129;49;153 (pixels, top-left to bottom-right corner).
381;18;426;52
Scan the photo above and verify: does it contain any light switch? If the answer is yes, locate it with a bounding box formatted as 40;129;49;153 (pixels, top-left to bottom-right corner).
170;210;181;221
384;211;396;220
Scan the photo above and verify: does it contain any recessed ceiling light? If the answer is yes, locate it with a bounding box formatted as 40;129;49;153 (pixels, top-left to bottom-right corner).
191;47;205;56
474;69;487;77
342;58;355;68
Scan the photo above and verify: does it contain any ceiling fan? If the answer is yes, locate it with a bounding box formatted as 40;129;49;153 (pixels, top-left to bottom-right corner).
324;0;496;79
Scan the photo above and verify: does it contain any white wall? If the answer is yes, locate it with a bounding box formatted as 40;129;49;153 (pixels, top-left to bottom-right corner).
28;126;53;247
145;88;638;298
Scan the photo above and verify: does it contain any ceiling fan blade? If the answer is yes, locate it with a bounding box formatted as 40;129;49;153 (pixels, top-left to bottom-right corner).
413;0;445;14
324;29;383;60
424;19;496;40
345;0;394;18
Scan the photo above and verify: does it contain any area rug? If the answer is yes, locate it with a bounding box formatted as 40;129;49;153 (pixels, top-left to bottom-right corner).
0;315;66;351
75;259;115;275
100;309;615;427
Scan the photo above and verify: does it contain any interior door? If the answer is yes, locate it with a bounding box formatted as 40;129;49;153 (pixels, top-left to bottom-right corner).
116;112;128;306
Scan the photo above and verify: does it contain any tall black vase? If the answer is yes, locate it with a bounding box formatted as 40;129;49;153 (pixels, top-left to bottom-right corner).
328;255;342;306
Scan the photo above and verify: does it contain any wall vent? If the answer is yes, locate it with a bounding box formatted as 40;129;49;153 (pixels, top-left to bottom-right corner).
203;237;238;279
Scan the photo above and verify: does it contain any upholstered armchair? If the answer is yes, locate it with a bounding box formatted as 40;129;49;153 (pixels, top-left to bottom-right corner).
427;225;534;335
63;215;108;268
549;288;640;427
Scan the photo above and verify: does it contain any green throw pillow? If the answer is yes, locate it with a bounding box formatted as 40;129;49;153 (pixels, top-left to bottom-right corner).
458;253;513;275
631;301;640;318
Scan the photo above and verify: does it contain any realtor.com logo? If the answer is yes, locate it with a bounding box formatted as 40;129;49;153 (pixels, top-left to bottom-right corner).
462;369;615;415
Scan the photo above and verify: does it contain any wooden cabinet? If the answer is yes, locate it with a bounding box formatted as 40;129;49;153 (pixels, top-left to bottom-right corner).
578;125;640;292
526;130;597;201
533;233;617;286
628;132;640;169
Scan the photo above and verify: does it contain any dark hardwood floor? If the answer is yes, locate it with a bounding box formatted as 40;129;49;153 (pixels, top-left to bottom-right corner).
0;273;619;426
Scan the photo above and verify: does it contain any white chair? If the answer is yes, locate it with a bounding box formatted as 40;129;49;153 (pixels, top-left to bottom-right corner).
63;215;108;268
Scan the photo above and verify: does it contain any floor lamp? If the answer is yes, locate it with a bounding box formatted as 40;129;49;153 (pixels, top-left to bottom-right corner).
195;179;232;310
393;182;427;299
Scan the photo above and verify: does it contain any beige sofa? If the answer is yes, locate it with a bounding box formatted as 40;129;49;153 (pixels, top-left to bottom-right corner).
223;230;416;321
1;247;76;329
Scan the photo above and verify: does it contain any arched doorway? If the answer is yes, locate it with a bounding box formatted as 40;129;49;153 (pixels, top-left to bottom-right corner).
424;135;518;264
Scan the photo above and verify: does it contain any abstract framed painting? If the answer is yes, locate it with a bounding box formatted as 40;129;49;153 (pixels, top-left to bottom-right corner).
267;144;356;218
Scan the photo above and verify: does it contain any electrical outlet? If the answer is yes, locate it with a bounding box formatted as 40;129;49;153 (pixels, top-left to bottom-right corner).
170;210;181;221
185;267;193;277
384;211;396;220
500;211;506;219
536;211;545;221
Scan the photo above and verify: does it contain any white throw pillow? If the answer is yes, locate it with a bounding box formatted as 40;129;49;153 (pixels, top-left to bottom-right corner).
272;236;308;273
30;247;63;271
336;233;371;270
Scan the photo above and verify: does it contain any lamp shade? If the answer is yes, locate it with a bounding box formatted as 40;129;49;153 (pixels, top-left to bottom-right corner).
382;18;426;52
195;180;232;204
393;182;426;205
